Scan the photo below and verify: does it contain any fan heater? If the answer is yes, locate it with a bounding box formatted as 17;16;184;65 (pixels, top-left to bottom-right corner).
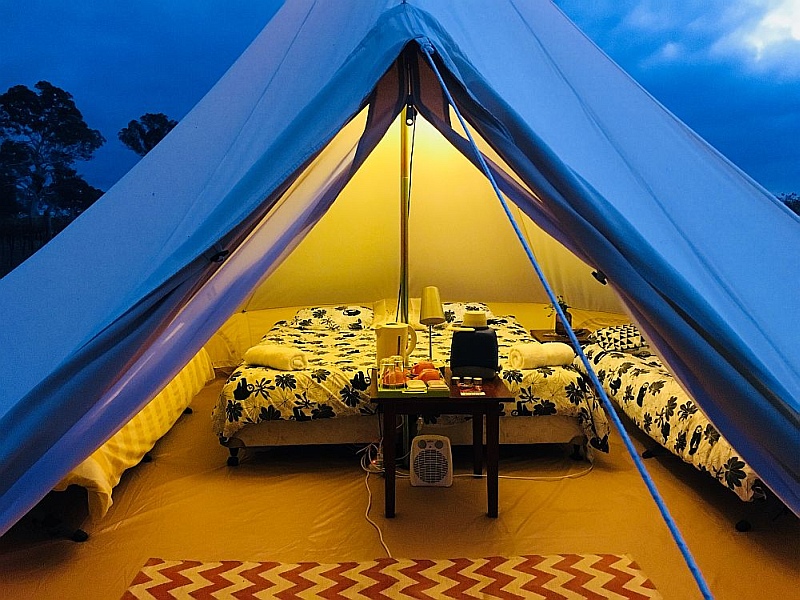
410;435;453;487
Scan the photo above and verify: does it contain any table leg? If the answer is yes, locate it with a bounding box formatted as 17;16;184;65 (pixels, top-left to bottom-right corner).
383;403;396;518
486;404;500;518
472;411;483;476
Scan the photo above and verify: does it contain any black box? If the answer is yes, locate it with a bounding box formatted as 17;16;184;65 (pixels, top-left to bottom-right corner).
450;328;499;380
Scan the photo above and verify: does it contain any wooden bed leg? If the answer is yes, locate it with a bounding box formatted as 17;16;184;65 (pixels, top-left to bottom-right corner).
227;448;240;467
641;446;664;459
735;492;787;532
570;444;584;461
735;519;752;532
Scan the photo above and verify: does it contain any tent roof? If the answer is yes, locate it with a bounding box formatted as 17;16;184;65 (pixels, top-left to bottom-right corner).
1;0;798;533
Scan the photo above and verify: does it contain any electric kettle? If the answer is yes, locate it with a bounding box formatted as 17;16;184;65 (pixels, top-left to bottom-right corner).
375;322;417;367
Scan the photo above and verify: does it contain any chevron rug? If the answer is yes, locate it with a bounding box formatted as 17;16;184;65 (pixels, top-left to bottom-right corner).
123;554;661;599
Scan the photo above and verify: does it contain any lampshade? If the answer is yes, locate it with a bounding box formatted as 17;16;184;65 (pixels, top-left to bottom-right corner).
419;286;446;325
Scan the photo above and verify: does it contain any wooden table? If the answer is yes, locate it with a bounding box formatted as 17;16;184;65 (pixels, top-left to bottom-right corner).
370;372;513;518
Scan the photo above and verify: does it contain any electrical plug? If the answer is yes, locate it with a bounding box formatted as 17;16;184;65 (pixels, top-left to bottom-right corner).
372;447;384;471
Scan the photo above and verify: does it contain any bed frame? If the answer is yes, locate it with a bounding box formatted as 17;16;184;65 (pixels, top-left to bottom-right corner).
220;412;587;466
578;340;765;509
213;304;607;466
47;348;215;539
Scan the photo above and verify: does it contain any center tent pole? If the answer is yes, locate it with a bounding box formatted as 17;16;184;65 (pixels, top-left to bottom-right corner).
399;106;411;325
398;46;416;326
398;53;417;461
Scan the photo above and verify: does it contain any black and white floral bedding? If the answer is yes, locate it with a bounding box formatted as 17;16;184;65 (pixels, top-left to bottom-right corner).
576;327;763;502
211;304;610;452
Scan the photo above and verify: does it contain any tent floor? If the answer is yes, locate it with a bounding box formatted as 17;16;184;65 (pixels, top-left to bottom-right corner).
1;378;797;599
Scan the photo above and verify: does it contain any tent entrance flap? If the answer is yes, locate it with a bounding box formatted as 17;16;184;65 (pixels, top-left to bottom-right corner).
417;40;713;599
401;32;800;518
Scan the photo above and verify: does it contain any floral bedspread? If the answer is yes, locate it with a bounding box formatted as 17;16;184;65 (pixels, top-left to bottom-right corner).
212;324;378;439
576;343;764;502
211;305;609;452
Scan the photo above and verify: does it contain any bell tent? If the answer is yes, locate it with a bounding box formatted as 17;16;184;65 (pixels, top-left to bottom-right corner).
1;0;798;539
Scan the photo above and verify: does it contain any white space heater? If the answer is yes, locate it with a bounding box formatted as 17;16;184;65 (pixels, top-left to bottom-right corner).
410;435;453;487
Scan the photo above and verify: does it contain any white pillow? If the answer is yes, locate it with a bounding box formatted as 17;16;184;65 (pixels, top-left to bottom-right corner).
371;299;495;330
442;302;495;325
372;298;427;330
292;305;373;331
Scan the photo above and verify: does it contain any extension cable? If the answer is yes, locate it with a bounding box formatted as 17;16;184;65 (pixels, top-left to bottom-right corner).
371;448;384;470
359;442;384;474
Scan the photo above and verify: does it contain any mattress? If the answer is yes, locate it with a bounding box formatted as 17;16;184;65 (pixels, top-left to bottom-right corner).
53;348;215;519
577;336;764;502
212;304;610;452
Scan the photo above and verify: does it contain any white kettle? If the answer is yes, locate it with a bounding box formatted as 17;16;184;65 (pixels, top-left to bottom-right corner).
375;322;417;367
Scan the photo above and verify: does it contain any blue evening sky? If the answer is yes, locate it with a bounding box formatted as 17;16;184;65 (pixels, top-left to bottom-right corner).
1;1;798;195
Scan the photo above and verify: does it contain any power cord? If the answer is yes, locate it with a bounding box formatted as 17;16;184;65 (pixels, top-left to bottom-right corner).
358;442;393;558
455;462;594;481
357;439;594;559
358;441;384;475
392;464;593;481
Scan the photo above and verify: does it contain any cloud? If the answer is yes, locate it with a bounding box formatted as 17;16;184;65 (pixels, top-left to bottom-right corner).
4;1;797;194
713;0;800;78
739;0;800;52
554;0;800;193
623;2;688;32
653;41;684;62
556;1;800;78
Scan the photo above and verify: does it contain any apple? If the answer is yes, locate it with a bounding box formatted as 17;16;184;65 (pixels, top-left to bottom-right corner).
418;368;441;382
411;361;436;375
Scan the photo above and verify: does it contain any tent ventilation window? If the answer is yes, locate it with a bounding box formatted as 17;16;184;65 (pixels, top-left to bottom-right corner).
419;39;713;600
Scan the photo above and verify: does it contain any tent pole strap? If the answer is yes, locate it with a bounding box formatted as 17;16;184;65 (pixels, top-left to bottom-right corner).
418;39;714;600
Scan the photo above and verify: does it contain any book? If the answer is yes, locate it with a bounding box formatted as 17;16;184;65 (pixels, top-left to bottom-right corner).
426;380;449;391
403;380;427;393
425;380;450;396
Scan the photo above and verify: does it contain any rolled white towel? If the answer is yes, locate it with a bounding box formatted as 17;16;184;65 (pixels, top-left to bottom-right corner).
243;344;308;370
508;342;575;369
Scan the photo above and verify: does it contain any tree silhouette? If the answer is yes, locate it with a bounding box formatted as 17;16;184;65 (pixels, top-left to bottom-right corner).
777;192;799;216
118;112;177;156
0;81;105;217
0;166;18;218
48;165;103;216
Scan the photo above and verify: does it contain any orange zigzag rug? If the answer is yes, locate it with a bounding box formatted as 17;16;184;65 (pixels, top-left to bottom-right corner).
123;554;662;599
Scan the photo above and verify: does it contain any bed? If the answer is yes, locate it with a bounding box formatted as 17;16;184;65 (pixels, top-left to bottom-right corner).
211;302;610;465
575;324;765;503
52;348;215;523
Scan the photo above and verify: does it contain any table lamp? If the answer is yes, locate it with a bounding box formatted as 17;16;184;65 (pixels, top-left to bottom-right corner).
420;286;446;361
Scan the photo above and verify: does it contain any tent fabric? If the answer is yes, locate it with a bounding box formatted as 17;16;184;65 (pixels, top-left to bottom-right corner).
0;0;798;535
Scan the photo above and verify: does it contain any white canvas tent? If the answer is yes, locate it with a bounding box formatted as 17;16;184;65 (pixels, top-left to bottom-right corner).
0;0;798;537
